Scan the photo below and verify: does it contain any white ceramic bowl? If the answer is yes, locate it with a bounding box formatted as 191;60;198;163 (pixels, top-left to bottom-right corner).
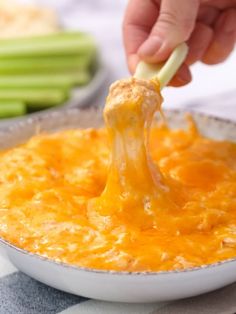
0;108;236;303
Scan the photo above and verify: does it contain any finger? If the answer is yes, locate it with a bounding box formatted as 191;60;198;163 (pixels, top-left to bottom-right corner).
169;63;192;87
197;5;220;26
123;0;159;73
128;54;140;74
202;8;236;64
202;0;236;10
186;22;213;65
138;0;199;63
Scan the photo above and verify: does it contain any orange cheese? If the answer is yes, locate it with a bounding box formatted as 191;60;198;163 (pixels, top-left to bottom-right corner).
0;78;236;271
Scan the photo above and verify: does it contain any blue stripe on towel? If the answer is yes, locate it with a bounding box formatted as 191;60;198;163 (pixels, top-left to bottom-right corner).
0;272;87;314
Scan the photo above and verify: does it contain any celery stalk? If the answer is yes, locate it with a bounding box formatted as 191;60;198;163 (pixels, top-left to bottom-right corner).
0;72;91;89
0;101;26;118
134;43;189;89
0;32;96;58
0;88;68;107
0;55;93;74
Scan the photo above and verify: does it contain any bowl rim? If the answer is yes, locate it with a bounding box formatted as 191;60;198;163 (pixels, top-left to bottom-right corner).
1;107;236;276
2;236;236;276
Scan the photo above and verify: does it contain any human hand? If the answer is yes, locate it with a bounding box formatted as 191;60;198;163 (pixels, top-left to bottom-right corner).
123;0;236;86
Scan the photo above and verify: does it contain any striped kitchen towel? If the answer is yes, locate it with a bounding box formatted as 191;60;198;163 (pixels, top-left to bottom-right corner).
0;248;166;314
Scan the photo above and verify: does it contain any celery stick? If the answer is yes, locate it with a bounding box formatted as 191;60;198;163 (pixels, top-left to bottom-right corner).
0;101;26;118
156;43;188;88
0;55;93;74
72;72;91;85
0;72;91;89
0;31;89;47
134;43;188;89
0;88;68;107
0;31;86;45
0;32;96;58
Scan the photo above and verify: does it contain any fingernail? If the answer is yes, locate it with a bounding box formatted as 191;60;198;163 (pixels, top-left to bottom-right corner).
138;36;163;57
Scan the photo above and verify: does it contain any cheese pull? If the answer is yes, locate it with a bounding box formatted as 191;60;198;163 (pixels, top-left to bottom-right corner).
104;78;162;190
88;78;176;230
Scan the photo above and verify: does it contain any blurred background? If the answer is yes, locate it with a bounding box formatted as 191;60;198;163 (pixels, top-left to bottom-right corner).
2;0;236;120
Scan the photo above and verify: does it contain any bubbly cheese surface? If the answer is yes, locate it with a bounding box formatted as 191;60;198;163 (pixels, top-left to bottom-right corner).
1;78;236;271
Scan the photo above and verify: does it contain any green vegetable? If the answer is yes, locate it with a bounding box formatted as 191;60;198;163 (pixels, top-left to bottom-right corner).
134;43;188;89
0;72;91;89
0;88;68;107
0;54;94;74
0;101;26;118
0;31;97;119
0;31;96;58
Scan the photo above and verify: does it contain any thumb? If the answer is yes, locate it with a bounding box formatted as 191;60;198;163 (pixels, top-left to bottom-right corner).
138;0;199;63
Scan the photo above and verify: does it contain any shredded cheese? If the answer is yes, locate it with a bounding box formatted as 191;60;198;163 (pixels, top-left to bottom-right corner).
0;78;236;271
0;0;59;38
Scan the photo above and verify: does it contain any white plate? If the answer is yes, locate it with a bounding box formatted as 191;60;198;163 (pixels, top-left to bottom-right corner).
0;108;236;303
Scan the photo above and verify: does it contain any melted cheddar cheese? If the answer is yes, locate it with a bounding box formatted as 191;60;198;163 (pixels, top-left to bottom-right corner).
0;78;236;271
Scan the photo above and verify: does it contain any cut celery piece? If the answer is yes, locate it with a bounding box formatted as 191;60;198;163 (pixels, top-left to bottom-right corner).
0;31;86;45
0;54;93;74
134;62;164;81
134;43;189;89
0;101;26;118
0;88;68;107
0;72;91;89
0;31;96;58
